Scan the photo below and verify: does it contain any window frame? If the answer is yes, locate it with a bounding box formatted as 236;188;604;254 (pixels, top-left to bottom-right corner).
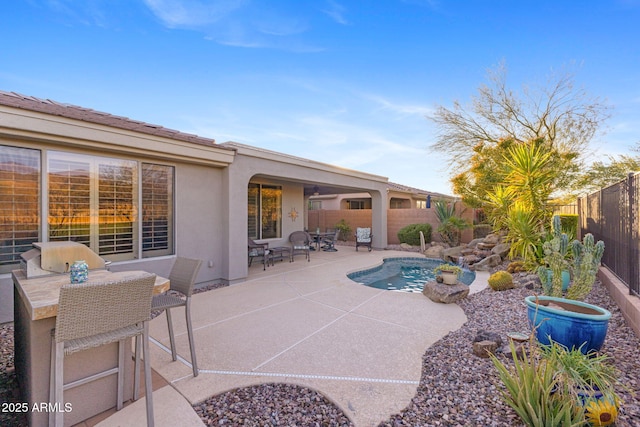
0;145;41;274
248;182;282;240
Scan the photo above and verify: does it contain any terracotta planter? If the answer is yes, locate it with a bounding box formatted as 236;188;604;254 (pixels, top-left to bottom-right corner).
525;295;611;354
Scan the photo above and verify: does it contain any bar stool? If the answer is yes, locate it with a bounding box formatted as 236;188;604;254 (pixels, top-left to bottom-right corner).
151;257;202;377
49;272;157;427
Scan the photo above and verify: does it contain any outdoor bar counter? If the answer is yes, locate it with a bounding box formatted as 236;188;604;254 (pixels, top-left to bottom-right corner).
13;269;169;427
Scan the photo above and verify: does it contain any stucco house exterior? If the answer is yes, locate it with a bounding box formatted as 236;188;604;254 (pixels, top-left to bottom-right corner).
0;91;393;322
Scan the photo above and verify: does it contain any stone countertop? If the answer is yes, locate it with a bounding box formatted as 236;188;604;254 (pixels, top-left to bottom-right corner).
12;269;169;321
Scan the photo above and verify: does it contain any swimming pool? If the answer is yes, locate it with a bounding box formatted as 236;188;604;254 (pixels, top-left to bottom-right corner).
347;257;475;293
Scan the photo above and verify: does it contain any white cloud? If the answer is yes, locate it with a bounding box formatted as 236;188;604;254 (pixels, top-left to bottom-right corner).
142;0;246;28
363;93;435;117
142;0;327;52
321;0;349;25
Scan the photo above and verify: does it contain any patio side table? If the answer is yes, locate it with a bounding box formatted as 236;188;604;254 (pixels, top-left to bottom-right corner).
268;247;291;266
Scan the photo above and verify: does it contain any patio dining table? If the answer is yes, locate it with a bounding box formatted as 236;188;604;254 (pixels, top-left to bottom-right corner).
12;269;169;427
309;231;332;250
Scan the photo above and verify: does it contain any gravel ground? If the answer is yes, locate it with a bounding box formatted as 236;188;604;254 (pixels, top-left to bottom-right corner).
2;259;639;426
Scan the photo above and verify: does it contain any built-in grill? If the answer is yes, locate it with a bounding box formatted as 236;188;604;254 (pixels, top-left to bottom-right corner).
20;241;107;278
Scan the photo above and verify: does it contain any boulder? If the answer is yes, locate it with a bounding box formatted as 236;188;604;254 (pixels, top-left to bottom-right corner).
483;233;501;245
422;281;469;304
477;242;496;250
400;243;413;250
442;246;464;263
472;331;503;358
473;330;503;347
473;340;499;358
461;255;481;265
491;243;511;259
471;254;502;271
467;238;485;248
424;245;444;259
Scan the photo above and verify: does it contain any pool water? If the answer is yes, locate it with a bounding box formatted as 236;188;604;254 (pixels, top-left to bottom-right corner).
347;257;475;293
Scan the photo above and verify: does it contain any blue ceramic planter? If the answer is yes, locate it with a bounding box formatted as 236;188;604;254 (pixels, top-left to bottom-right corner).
543;269;571;291
525;295;612;354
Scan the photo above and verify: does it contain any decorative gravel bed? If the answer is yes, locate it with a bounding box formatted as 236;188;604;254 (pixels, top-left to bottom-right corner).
2;266;639;426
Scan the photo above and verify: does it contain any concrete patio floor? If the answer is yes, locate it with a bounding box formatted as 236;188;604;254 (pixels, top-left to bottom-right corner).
96;248;488;427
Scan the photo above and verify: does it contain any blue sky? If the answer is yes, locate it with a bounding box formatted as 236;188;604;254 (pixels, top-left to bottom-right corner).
2;1;639;195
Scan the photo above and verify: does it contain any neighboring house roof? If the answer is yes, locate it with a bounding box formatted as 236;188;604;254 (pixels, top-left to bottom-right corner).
387;181;453;199
0;90;218;147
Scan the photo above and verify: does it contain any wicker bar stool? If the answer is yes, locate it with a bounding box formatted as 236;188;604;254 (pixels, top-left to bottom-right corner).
49;272;157;427
151;257;202;377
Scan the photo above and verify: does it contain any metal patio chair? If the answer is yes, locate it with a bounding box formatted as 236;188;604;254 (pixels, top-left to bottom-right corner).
355;227;373;252
151;257;202;378
248;237;269;270
321;229;340;251
49;272;157;427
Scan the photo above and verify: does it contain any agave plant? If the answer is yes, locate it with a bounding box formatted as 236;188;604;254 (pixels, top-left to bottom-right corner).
505;202;544;264
433;199;469;246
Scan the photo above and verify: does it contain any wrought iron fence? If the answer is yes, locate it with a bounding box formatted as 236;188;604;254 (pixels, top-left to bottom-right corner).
578;172;640;297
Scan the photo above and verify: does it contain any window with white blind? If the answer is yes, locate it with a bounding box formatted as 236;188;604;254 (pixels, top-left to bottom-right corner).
48;152;138;260
0;146;40;274
142;163;173;257
248;183;282;240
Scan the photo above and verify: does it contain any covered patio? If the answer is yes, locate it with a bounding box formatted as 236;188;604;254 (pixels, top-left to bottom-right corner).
95;248;487;427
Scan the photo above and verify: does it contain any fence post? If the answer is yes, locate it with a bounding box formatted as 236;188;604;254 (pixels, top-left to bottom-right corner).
577;196;582;240
628;173;637;296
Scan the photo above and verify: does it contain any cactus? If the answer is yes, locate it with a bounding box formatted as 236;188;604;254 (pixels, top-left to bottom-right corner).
539;215;571;297
566;233;605;300
488;271;514;291
507;261;526;273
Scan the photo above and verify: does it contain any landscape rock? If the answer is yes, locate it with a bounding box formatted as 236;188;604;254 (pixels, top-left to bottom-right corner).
473;340;499;358
466;238;485;248
471;254;502;271
422;281;469;303
442;246;464;263
483;233;501;245
473;330;504;347
491;243;511;259
424;245;444;259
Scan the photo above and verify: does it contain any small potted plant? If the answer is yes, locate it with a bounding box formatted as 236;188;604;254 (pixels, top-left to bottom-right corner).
433;263;463;285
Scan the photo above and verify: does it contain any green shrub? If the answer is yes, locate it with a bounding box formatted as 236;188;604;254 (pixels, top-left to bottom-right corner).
334;219;352;241
397;223;432;246
488;271;515;291
559;214;578;240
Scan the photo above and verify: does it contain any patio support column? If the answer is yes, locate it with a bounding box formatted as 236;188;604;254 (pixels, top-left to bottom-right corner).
370;189;387;249
221;160;252;284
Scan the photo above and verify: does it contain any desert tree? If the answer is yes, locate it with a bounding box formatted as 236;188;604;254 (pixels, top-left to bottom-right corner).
429;63;610;198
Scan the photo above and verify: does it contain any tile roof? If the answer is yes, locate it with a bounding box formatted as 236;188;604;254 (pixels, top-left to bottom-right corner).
388;181;452;198
0;90;217;147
